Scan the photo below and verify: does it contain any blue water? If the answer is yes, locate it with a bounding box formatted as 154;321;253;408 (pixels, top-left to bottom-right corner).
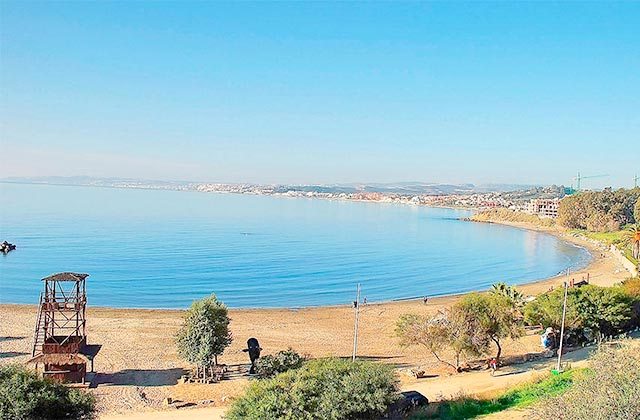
0;183;590;308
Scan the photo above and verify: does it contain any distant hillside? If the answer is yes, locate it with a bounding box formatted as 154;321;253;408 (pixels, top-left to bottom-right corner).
0;176;540;196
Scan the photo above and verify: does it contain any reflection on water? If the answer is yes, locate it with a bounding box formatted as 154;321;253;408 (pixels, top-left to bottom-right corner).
0;183;591;308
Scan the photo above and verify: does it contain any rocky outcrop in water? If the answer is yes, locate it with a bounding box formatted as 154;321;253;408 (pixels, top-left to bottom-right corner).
1;241;16;254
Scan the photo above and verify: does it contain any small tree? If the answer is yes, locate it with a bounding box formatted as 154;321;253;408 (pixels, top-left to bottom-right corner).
396;308;487;371
176;294;232;379
456;293;524;362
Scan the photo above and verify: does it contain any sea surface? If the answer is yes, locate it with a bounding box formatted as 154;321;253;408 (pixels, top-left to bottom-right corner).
0;183;591;308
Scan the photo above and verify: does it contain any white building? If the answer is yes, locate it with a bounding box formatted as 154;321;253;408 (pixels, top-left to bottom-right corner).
527;198;559;218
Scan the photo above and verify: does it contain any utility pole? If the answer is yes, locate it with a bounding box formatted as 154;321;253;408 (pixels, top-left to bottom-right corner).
556;282;569;372
352;283;361;362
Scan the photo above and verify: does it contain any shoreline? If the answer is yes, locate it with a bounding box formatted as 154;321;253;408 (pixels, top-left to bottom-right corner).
0;218;620;315
1;218;633;416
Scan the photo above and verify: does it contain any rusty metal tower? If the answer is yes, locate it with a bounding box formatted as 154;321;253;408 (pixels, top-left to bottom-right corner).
32;272;89;357
28;272;100;384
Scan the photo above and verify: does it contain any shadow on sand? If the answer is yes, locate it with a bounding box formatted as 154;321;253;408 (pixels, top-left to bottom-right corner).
94;368;188;387
0;351;29;359
0;336;26;343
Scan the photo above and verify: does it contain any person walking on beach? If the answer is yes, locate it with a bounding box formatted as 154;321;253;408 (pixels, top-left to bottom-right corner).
423;296;429;305
489;357;498;376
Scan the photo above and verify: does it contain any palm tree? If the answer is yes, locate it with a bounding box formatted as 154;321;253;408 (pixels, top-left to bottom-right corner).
490;282;524;308
625;224;640;261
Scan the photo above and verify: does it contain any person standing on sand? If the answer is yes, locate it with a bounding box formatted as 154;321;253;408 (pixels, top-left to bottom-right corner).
489;357;498;376
423;296;428;305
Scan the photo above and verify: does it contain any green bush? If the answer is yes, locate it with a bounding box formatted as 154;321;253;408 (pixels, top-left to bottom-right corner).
226;358;399;420
523;285;634;338
255;348;305;378
0;364;95;420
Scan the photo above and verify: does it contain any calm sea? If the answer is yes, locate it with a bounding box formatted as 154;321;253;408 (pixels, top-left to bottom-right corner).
0;183;590;308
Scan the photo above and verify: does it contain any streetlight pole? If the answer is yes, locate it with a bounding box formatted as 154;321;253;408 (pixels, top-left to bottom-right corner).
556;282;569;372
352;283;361;362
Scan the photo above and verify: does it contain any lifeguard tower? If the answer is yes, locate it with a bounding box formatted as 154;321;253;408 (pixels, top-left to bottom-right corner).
28;272;99;384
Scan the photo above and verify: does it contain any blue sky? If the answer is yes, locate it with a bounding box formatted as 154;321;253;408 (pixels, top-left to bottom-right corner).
1;2;638;188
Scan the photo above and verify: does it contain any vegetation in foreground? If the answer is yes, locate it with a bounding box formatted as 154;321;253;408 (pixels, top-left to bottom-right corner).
412;369;581;419
535;341;640;420
255;348;306;378
0;364;95;420
226;358;398;420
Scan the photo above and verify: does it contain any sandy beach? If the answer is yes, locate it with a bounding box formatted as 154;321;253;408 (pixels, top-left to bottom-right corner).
0;221;634;416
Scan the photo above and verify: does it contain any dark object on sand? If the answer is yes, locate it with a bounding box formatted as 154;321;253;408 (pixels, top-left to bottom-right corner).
1;241;16;254
388;390;429;417
243;338;262;374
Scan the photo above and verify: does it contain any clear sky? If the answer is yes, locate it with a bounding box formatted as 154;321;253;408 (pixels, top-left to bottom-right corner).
1;2;638;188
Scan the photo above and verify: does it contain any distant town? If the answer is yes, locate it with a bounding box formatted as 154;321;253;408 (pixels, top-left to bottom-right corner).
1;176;567;218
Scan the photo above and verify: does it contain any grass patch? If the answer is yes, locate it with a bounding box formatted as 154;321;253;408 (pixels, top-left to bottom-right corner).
571;229;627;246
413;369;585;419
571;228;638;266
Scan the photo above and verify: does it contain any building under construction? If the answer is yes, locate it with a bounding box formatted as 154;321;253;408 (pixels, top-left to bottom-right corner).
27;272;99;384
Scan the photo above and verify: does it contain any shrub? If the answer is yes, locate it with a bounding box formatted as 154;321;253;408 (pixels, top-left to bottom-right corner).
175;294;232;377
620;277;640;298
0;364;95;420
226;358;399;420
255;348;305;378
523;285;633;339
535;341;640;419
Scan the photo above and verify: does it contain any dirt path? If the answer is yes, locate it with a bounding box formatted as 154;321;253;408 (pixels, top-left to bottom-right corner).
97;343;601;420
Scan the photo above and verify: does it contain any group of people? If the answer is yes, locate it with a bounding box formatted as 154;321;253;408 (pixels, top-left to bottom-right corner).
1;240;16;254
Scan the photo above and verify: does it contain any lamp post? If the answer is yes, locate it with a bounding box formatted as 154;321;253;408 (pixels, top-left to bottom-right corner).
556;282;569;372
352;283;361;362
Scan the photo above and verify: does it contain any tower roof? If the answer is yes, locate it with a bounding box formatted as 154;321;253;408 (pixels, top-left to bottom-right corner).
41;272;89;282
